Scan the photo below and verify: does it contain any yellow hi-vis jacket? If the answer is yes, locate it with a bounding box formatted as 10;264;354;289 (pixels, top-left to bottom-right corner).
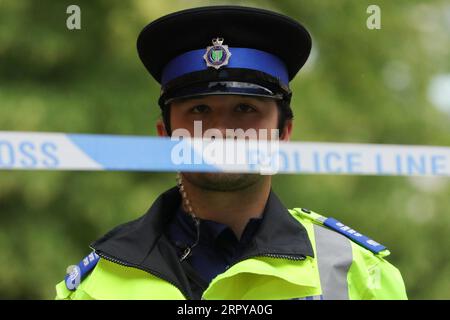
56;188;407;300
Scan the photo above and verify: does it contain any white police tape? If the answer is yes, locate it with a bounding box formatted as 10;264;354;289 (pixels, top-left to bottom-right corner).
0;131;449;176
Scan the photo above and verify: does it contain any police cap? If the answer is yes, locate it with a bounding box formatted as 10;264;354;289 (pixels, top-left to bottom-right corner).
137;6;311;107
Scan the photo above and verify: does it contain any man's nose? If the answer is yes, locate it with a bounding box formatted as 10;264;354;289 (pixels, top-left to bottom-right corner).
204;114;236;139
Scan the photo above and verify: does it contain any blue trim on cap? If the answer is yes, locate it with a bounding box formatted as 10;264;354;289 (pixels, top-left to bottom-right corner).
161;48;289;86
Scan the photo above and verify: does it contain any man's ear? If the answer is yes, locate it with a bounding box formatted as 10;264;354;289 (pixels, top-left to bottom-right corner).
280;119;293;141
156;119;168;137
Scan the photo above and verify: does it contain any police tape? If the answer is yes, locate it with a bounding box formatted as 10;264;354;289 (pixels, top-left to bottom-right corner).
0;131;449;176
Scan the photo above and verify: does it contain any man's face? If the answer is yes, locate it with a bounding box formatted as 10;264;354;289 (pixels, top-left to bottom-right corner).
157;94;292;191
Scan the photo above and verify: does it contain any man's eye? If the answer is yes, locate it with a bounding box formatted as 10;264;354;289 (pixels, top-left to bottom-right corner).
235;104;256;113
190;105;210;113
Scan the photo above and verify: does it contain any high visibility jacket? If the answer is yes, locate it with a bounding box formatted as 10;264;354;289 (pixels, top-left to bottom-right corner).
56;187;407;300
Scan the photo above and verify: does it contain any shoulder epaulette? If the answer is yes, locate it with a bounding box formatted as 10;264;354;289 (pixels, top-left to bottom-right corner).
64;251;100;291
294;207;389;256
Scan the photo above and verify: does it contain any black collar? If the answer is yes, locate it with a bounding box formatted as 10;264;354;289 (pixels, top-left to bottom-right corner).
91;186;314;298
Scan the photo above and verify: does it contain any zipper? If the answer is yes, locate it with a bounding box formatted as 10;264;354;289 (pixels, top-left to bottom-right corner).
226;253;306;269
90;247;192;300
258;253;306;261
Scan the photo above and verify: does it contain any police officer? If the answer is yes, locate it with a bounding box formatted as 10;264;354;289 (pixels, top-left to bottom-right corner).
56;6;407;300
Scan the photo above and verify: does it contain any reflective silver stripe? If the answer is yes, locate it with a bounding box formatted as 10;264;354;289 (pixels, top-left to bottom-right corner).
313;224;353;300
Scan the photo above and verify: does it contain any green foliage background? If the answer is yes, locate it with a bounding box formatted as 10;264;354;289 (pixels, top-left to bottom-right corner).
0;0;449;299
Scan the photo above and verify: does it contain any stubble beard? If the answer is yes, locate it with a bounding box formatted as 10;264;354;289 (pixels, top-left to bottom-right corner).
181;172;262;192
